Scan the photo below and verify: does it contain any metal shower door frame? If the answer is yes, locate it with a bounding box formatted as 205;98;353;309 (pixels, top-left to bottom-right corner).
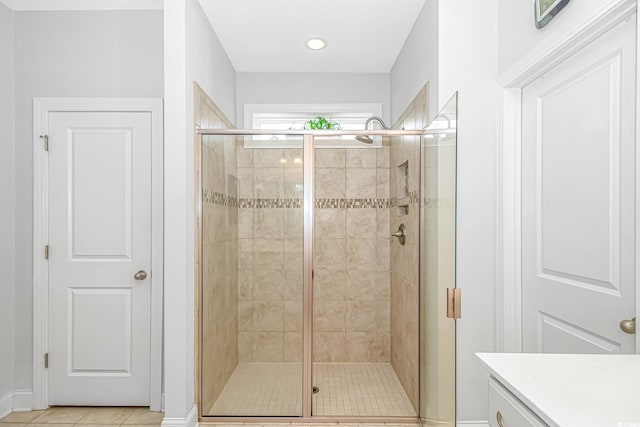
197;129;426;423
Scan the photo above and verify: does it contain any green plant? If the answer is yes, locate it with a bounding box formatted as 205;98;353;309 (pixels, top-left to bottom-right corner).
306;116;341;130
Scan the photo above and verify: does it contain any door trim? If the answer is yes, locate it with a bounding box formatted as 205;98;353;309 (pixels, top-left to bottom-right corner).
32;98;164;410
497;0;638;352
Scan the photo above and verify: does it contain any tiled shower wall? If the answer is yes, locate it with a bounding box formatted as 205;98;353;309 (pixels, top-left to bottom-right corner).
313;147;391;362
389;84;429;412
235;143;392;363
236;146;305;362
198;85;238;410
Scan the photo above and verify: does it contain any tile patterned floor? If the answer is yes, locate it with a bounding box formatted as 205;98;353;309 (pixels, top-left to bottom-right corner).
209;363;303;416
207;362;416;417
0;407;163;427
313;364;416;417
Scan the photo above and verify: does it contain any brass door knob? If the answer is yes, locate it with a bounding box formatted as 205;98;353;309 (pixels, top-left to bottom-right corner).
134;270;148;281
620;317;636;334
496;410;504;427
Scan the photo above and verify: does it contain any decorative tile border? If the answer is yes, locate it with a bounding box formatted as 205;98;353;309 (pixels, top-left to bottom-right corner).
203;190;419;208
409;190;419;205
239;198;302;209
203;189;238;207
316;198;392;209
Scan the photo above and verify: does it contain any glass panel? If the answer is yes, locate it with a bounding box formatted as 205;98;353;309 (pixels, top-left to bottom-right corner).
200;134;304;417
311;136;417;417
419;93;458;427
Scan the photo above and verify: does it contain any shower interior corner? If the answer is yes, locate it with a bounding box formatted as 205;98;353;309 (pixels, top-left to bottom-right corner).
200;132;421;418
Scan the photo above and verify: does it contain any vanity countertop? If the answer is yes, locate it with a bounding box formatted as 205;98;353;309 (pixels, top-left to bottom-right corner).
476;353;640;427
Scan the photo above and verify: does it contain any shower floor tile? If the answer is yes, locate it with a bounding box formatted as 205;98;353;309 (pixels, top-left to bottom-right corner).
209;362;303;416
313;363;416;417
207;362;415;417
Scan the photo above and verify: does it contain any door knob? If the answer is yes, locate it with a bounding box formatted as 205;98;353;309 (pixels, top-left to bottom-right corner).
620;317;636;334
134;270;148;281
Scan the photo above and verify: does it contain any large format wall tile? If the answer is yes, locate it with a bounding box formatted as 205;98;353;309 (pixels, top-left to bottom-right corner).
388;83;428;412
236;145;393;365
198;85;238;412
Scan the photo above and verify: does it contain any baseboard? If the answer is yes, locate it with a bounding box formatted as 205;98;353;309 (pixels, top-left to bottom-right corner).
12;390;34;412
160;404;197;427
0;391;12;419
457;422;489;427
0;390;34;419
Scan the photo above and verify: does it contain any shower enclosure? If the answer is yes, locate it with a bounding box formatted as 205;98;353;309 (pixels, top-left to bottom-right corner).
196;95;458;424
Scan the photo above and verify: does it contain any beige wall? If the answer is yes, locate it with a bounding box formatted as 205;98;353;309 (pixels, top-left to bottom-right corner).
313;147;391;362
235;143;393;364
236;146;305;362
198;85;238;412
389;84;429;412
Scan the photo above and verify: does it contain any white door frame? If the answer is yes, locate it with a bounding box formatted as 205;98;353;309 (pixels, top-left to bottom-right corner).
32;98;164;410
497;0;639;352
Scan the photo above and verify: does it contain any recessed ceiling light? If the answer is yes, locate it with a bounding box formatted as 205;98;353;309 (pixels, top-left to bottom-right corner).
307;38;326;50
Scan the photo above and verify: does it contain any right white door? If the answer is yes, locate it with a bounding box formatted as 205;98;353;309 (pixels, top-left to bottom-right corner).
522;17;637;353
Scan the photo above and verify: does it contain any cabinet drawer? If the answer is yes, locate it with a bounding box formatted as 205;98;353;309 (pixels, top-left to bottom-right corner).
488;377;548;427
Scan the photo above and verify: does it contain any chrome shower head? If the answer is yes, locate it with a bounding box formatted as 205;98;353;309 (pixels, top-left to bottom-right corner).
355;135;374;144
355;116;391;144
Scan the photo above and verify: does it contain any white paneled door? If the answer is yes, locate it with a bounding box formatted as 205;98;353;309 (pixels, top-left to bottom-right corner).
48;111;152;405
522;17;637;353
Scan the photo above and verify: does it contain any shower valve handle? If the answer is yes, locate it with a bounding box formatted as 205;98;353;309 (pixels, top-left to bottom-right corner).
391;224;406;245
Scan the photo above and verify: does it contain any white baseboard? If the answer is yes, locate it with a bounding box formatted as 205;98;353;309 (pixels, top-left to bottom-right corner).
0;392;12;419
12;390;34;412
457;422;489;427
160;404;197;427
0;390;34;419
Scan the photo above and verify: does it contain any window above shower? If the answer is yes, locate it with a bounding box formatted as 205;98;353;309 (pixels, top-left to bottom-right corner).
243;103;385;148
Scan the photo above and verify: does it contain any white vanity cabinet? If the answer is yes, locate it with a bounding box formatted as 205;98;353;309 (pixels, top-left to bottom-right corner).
488;377;546;427
476;353;640;427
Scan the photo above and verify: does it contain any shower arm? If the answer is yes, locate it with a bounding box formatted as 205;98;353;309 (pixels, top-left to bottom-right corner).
364;116;390;130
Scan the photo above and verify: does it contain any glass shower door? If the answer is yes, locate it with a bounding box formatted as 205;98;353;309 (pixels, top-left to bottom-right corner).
419;93;458;427
200;134;305;417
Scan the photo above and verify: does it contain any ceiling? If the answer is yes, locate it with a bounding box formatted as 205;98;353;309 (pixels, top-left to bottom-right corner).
199;0;426;73
0;0;426;73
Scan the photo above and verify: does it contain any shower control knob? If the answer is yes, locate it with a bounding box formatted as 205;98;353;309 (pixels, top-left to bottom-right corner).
391;224;406;245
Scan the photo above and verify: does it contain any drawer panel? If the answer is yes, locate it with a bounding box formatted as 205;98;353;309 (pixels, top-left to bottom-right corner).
488;377;548;427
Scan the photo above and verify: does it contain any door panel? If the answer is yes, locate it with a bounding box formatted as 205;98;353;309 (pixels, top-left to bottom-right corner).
70;129;133;258
68;288;133;374
48;111;152;405
522;18;636;353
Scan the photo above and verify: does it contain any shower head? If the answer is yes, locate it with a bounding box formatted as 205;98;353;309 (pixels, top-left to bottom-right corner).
355;135;374;144
355;116;391;145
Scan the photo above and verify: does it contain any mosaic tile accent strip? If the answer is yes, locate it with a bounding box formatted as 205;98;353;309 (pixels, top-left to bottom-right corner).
316;198;392;209
203;191;419;208
389;191;420;207
239;198;303;208
203;189;238;207
409;190;419;204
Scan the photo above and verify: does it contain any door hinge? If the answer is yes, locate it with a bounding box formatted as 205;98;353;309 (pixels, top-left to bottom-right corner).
446;288;462;319
44;353;49;368
44;245;49;260
40;134;49;151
